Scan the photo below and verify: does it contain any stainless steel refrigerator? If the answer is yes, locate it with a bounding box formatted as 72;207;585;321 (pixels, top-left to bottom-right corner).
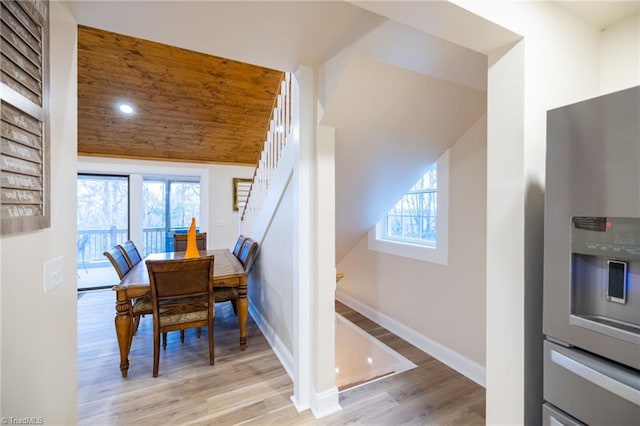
543;86;640;425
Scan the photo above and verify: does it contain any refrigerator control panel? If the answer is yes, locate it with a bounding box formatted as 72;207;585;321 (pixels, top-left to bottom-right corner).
572;217;640;260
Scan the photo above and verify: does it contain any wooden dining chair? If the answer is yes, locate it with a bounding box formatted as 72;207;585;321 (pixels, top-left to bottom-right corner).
118;240;152;334
237;238;259;271
103;245;131;279
210;238;254;320
172;232;207;341
173;232;207;252
215;239;257;319
104;245;151;335
146;255;216;377
119;240;142;268
232;234;246;257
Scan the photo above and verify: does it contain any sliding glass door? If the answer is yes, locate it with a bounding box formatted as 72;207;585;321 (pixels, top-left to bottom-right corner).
77;174;129;290
76;173;201;290
142;178;200;255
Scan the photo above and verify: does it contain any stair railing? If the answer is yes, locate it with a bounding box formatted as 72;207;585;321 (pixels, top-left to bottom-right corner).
240;72;294;233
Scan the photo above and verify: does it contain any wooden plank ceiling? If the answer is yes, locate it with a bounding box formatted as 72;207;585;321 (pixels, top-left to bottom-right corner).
77;25;284;165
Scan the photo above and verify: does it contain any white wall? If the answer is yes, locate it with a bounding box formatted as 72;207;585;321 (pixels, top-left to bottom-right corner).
78;157;254;250
322;52;486;262
1;2;78;422
247;178;295;361
209;165;255;247
601;13;640;94
336;116;487;381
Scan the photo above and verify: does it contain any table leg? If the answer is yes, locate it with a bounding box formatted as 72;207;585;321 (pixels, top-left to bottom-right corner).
114;289;133;378
237;283;248;350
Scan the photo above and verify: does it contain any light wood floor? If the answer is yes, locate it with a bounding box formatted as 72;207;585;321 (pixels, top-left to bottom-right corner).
78;290;485;425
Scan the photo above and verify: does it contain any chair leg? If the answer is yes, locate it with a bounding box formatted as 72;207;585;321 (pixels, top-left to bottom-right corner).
209;319;215;366
133;315;141;335
180;330;185;343
163;332;167;349
197;327;202;338
231;299;238;316
153;329;160;377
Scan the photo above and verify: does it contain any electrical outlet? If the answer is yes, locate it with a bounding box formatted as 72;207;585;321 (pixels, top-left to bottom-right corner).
43;256;64;293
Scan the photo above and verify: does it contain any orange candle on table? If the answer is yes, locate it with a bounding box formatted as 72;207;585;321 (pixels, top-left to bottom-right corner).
184;217;200;258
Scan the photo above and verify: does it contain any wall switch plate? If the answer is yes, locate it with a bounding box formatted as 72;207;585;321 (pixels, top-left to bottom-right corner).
43;256;64;293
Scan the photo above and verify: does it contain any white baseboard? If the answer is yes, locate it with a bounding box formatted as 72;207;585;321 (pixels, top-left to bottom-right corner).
248;304;294;381
310;386;341;419
289;394;308;413
335;290;486;387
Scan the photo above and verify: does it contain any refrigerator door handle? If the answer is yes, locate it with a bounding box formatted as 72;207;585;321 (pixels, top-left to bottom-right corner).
551;349;640;406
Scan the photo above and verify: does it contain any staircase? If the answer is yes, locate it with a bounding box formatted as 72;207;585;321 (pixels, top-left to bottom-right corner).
240;72;295;238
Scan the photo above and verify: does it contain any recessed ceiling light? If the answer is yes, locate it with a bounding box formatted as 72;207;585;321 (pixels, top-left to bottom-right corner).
118;103;134;114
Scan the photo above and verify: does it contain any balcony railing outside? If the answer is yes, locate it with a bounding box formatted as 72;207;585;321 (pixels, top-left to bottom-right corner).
77;227;191;269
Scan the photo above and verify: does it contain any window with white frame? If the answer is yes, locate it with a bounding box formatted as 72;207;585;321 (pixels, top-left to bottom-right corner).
369;150;449;265
383;162;438;246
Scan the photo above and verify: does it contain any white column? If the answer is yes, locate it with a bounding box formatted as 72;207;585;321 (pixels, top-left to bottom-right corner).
485;41;525;425
290;66;313;412
311;125;340;417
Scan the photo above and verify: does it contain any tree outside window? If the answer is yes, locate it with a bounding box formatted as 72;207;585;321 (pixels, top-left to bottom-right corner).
384;162;437;245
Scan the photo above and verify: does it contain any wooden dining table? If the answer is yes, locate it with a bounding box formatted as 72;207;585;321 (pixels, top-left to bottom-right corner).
113;249;248;378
